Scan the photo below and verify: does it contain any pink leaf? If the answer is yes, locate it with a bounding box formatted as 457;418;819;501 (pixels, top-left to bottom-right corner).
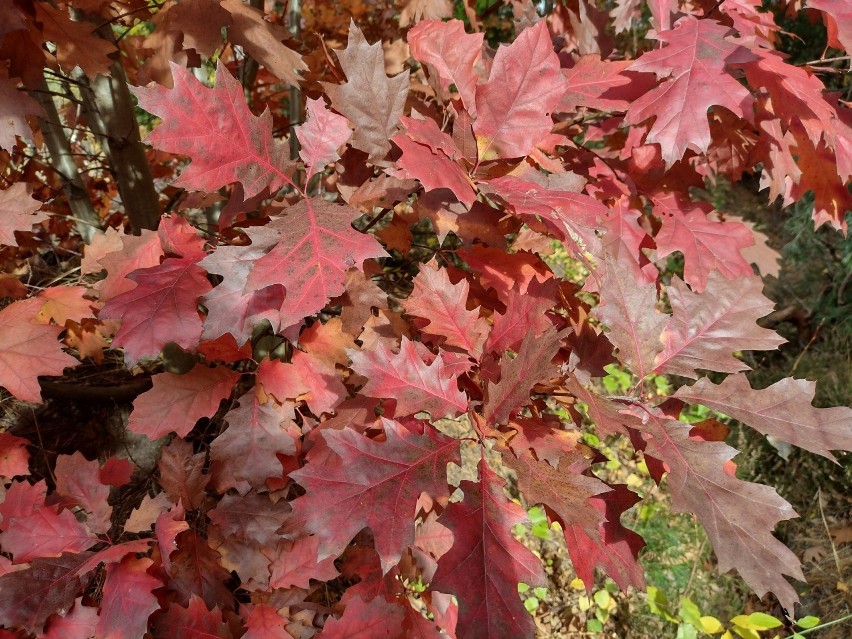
403;261;488;357
128;364;238;439
100;256;213;364
625;17;755;166
408;19;482;116
0;183;48;246
97;556;162;639
297;97;352;180
349;337;468;418
674;374;852;461
0;298;79;402
473;21;564;159
132;61;294;196
246;198;387;327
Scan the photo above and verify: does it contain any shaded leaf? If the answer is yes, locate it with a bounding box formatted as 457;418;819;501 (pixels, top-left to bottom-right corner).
673;374;852;461
286;419;460;572
128;365;238;439
655;273;784;378
432;459;546;639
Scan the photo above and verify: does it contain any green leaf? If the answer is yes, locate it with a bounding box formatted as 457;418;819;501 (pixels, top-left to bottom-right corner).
735;612;782;630
587;618;603;633
594;588;612;609
795;616;819;629
679;597;703;627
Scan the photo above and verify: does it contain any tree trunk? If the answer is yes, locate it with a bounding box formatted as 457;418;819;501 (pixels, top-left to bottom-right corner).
31;75;100;243
84;60;161;233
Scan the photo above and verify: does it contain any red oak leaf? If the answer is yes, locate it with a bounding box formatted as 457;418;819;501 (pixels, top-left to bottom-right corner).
54;452;112;535
740;48;839;149
560;55;636;112
431;459;546;639
297;97;352;180
0;70;43;151
403;261;488;357
0;504;95;563
151;595;232;639
210;390;296;491
674;374;852;461
480;175;606;254
208;491;290;548
100;456;135;488
501;447;609;537
393;117;476;206
320;593;406;639
243;603;292;639
246;198;387;327
592;258;667;380
484;326;566;426
268;536;340;589
124;492;172;534
157;214;206;259
349;337;468;418
158;439;210;510
474;21;564;159
408;19;483;116
0;433;29;479
0;183;48;246
563;484;646;591
132;61;294;196
653;194;755;291
636;407;803;613
600;196;657;285
156;502;189;572
97;556;162;639
286;419;460;572
0;298;78;402
0;480;46;532
200;226;285;343
625;17;755;166
485;279;557;354
167;530;235;610
323;21;409;162
34;286;96;326
0;552;94;634
34;3;115;77
128;364;238;439
507;416;582;467
809;0;852;53
786;133;852;232
100;256;213;364
257;351;348;416
90;228;164;303
655;273;784;378
220;0;306;88
42;599;98;639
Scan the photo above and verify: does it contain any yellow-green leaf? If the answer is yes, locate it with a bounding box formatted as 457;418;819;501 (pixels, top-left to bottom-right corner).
700;615;725;634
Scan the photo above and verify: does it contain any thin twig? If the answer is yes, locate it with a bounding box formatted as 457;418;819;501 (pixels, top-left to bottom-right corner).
788;318;824;377
817;488;843;578
799;55;851;66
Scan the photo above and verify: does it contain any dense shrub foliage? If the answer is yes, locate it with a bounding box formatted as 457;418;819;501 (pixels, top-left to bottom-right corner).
0;1;850;637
